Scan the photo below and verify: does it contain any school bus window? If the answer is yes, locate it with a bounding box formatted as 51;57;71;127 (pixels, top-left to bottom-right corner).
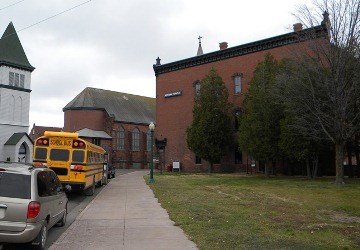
50;149;70;161
35;148;47;160
72;150;85;163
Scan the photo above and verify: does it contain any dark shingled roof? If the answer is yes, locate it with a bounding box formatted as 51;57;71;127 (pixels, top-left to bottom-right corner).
63;87;156;125
4;132;33;145
0;22;35;72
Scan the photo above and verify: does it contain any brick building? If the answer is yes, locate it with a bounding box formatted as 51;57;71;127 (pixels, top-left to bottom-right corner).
63;87;155;169
153;20;329;172
29;124;62;141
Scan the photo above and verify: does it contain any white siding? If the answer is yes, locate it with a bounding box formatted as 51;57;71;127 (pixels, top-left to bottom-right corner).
0;66;31;89
0;88;30;126
0;64;32;162
0;124;30;161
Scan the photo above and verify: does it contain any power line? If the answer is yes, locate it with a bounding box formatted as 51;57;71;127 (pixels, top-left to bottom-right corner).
0;0;26;12
2;0;92;39
18;0;92;33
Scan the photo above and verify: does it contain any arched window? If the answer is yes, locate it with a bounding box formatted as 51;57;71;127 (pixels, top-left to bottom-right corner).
232;73;243;94
146;132;151;151
193;80;201;97
132;128;140;151
9;95;15;121
18;143;26;162
17;96;22;122
116;127;125;150
234;109;242;130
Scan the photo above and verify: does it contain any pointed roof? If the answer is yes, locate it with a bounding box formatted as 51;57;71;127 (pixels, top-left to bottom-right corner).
63;87;156;125
4;132;33;145
197;35;203;56
0;22;35;71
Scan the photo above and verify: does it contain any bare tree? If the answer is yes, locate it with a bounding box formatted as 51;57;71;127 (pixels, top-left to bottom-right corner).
276;0;360;184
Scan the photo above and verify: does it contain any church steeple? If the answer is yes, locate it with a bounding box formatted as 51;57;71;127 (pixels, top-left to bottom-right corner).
0;22;35;71
196;35;203;56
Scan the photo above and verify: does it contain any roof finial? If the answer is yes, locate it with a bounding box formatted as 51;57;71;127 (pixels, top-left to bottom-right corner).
197;35;203;56
155;57;161;66
321;11;330;27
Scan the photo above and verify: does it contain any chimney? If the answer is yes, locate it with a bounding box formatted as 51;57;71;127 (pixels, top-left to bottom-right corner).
219;42;228;50
293;23;303;32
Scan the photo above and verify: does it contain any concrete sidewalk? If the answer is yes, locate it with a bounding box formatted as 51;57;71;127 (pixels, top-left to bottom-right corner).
50;170;198;250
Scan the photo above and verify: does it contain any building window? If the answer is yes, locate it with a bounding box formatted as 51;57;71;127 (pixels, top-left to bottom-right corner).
9;72;25;88
194;81;201;97
146;132;151;151
92;138;100;146
9;95;15;121
234;110;242;130
116;127;125;150
132;128;140;151
232;73;243;94
20;74;25;88
9;72;14;86
195;155;201;164
14;73;19;87
235;145;242;164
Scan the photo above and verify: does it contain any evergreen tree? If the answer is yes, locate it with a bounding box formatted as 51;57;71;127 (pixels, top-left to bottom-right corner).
186;68;233;172
238;53;284;176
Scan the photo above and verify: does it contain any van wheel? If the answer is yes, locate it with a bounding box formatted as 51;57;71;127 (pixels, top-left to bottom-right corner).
84;178;95;196
33;222;47;250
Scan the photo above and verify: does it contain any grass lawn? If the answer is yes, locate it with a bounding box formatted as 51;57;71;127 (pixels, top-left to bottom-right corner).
147;173;360;250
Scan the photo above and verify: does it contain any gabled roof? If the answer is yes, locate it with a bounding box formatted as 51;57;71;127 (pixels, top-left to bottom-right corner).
4;132;33;145
63;87;156;125
0;22;35;72
77;128;112;139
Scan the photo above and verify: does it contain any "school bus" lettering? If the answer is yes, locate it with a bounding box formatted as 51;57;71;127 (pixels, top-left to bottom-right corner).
50;139;72;147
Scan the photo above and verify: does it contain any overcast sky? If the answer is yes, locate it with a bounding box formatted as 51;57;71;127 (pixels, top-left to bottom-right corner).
0;0;313;129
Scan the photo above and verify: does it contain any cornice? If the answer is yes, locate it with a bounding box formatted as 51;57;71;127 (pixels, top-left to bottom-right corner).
0;61;35;72
153;24;328;76
0;84;31;92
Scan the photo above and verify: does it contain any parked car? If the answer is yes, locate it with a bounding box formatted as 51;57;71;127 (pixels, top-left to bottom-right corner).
107;164;116;179
0;162;68;249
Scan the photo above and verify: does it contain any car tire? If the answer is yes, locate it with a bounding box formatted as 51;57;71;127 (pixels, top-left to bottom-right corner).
33;222;47;250
56;206;67;227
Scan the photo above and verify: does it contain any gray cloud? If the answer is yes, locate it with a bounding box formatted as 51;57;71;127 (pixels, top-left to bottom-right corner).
0;0;312;127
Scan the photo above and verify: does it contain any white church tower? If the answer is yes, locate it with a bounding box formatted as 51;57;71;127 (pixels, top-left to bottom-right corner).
0;22;34;163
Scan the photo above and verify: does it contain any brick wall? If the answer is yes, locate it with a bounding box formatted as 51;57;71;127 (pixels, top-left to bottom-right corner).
155;39;327;172
64;110;106;132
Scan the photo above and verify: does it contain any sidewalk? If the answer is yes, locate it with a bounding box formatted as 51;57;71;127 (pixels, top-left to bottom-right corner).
50;170;198;250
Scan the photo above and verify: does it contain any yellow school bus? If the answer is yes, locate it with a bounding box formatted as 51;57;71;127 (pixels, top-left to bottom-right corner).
33;131;106;195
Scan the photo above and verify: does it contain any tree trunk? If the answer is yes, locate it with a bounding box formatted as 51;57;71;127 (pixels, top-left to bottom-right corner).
334;142;345;184
312;154;318;179
346;142;354;178
355;134;360;178
306;159;311;179
272;160;276;176
265;162;270;177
